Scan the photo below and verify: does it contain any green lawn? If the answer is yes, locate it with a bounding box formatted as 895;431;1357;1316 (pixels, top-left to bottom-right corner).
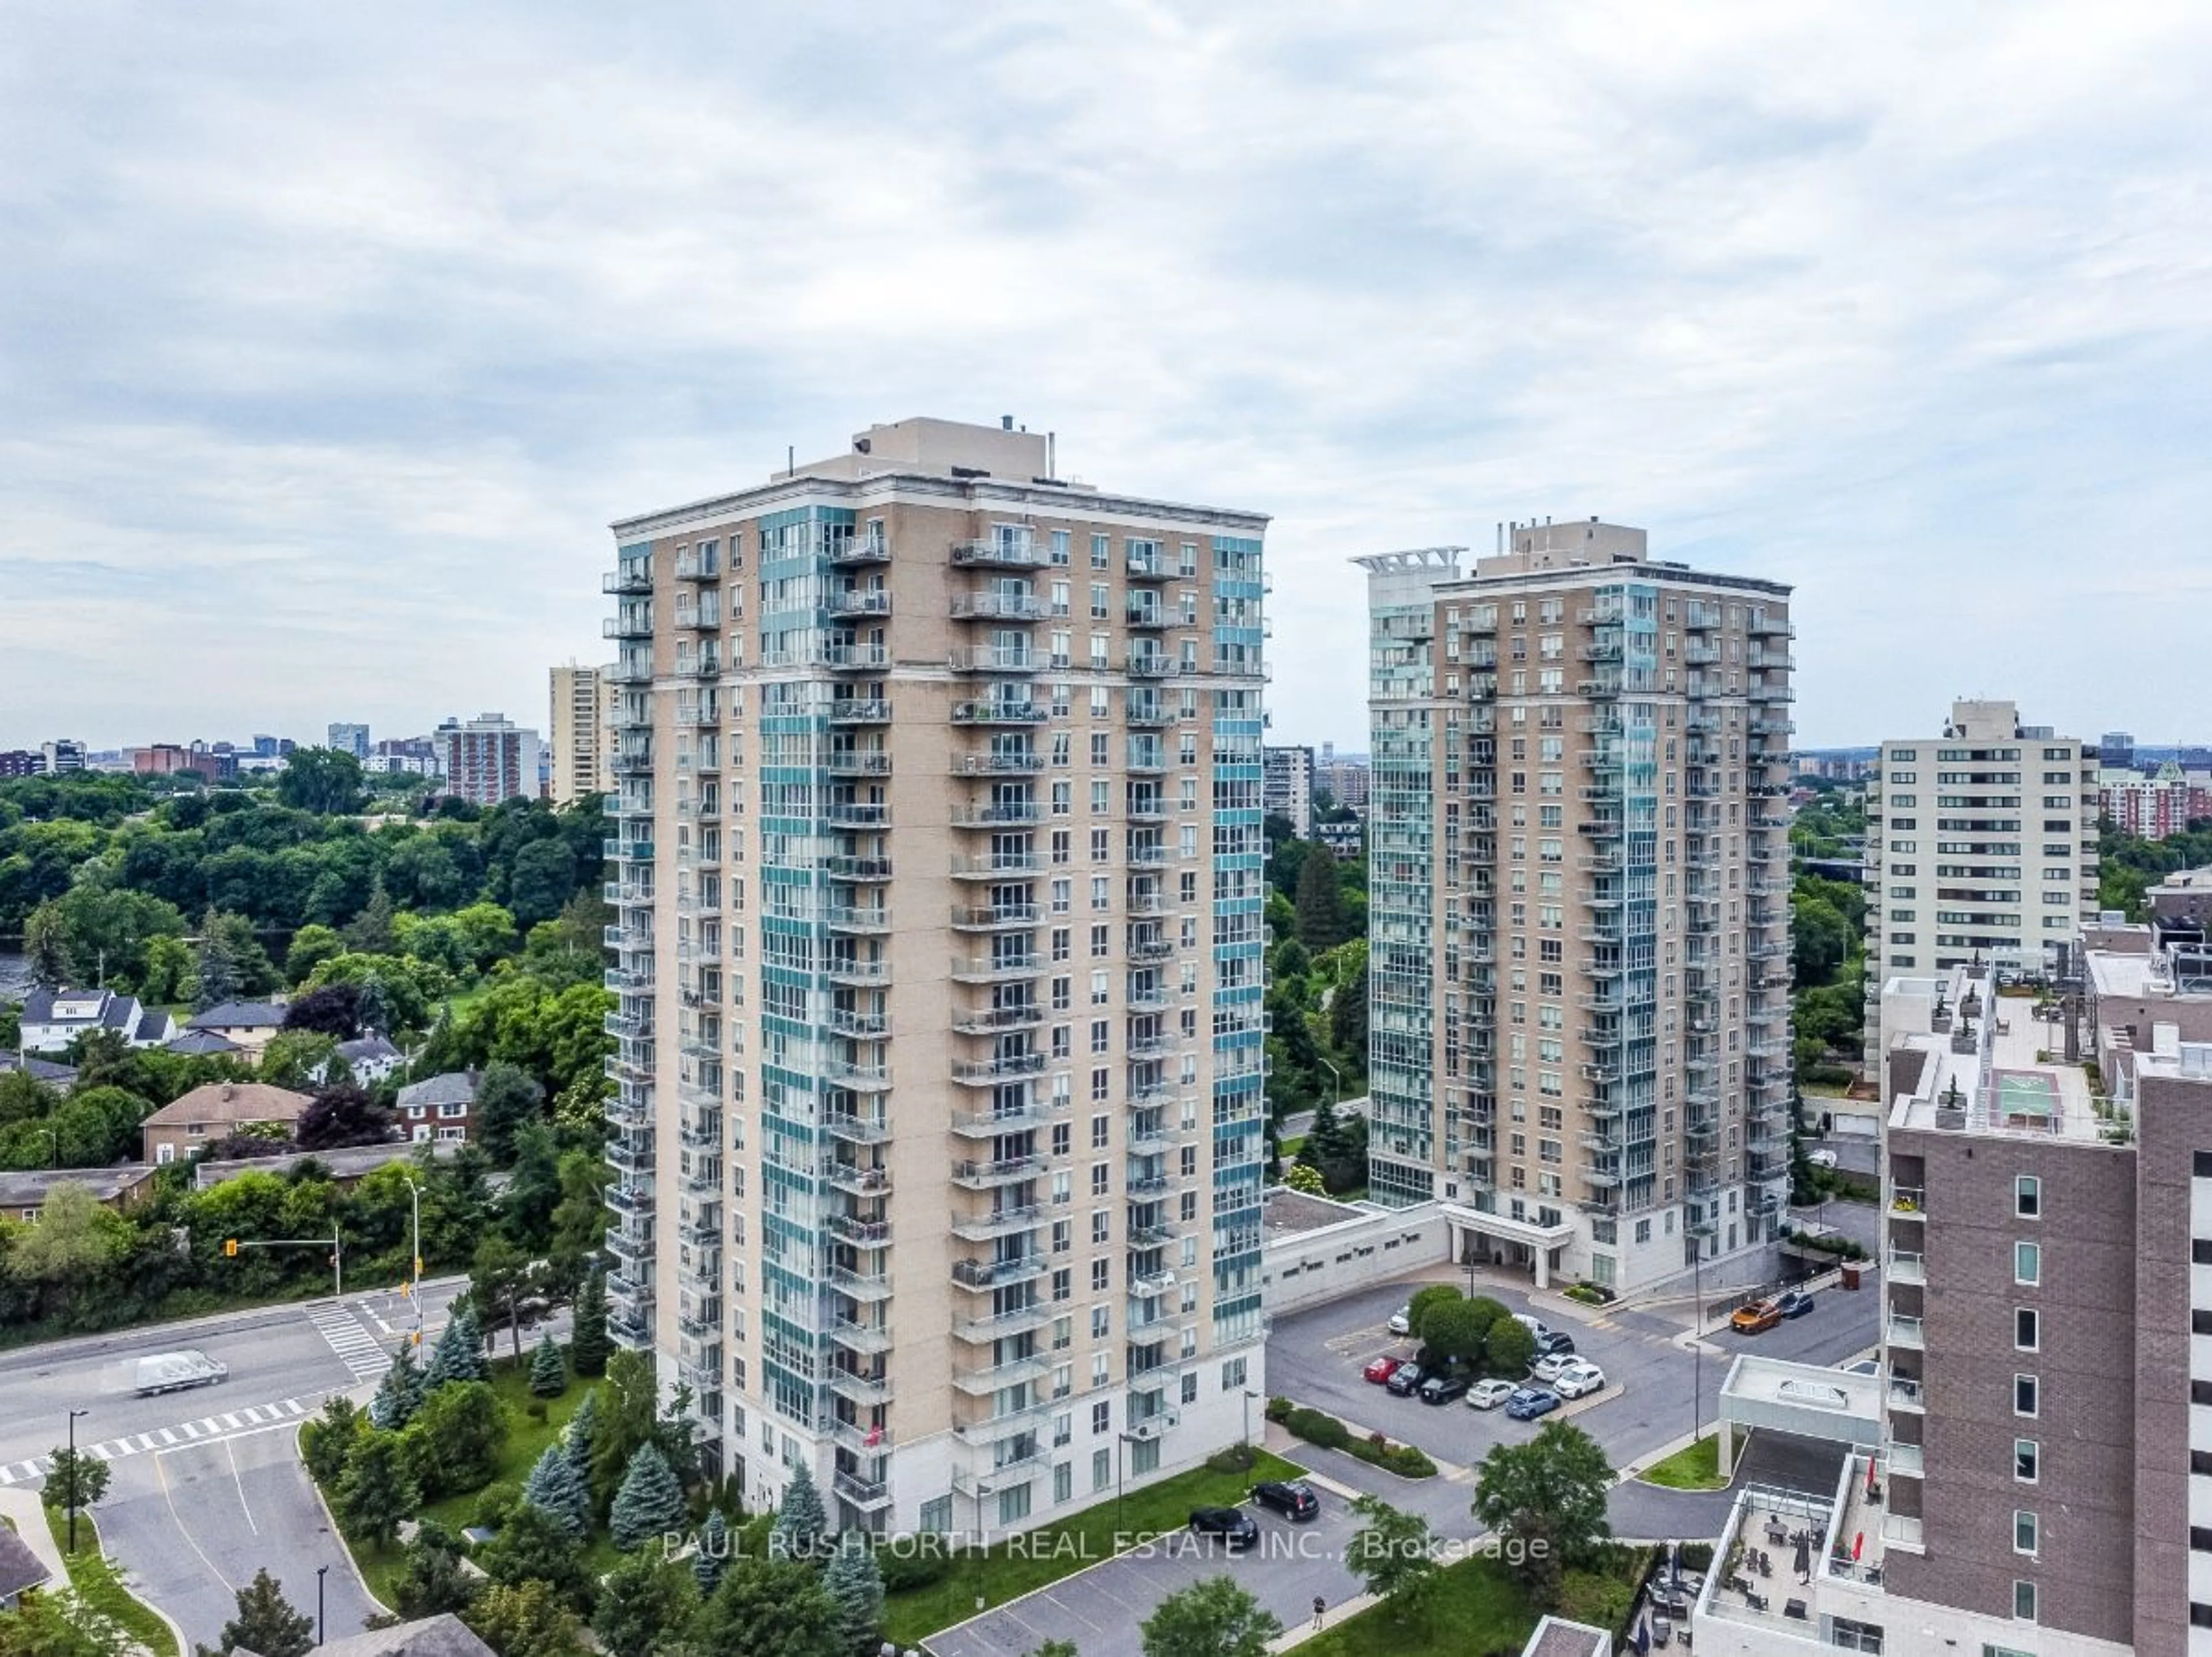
1296;1546;1647;1657
881;1447;1308;1646
339;1359;615;1610
1637;1435;1727;1491
41;1505;183;1657
1296;1551;1539;1657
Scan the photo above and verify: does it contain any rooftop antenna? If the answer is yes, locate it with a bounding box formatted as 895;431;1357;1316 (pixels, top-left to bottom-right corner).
787;445;795;477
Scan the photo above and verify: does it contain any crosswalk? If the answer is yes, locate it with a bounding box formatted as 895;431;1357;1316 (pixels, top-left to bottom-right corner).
0;1396;315;1485
308;1302;399;1383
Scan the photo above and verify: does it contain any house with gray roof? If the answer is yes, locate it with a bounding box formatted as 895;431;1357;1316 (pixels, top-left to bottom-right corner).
337;1032;405;1084
185;999;289;1055
19;987;173;1053
165;1027;247;1059
0;1052;78;1090
396;1071;480;1144
0;1522;52;1609
241;1614;493;1657
0;1166;158;1224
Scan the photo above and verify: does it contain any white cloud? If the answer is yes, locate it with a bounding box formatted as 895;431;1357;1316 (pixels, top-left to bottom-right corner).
2;0;2210;750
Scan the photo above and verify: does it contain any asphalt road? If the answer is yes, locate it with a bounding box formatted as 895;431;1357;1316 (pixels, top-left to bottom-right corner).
928;1500;1366;1657
0;1281;475;1650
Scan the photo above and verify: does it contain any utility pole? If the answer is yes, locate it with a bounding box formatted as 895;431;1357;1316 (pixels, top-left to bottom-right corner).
400;1173;425;1343
65;1408;88;1553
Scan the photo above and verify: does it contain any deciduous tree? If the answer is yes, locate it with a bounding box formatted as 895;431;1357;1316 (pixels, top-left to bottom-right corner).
1471;1421;1615;1607
1139;1576;1281;1657
44;1443;111;1511
336;1431;418;1549
590;1548;696;1657
465;1578;589;1657
1346;1496;1438;1620
690;1556;844;1657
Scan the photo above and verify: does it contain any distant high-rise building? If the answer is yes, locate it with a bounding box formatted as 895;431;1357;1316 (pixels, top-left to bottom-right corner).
327;723;372;760
1263;744;1315;836
548;665;617;803
252;734;281;759
434;714;542;805
2101;729;2135;768
128;744;196;775
601;414;1270;1529
39;739;86;774
2101;762;2211;841
1358;520;1795;1294
1862;700;2099;1075
0;750;39;778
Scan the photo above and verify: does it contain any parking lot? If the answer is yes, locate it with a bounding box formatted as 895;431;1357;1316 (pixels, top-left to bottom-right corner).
927;1499;1365;1657
1267;1265;1880;1482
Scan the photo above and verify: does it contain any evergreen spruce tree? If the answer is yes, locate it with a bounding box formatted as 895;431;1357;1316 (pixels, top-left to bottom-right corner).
564;1387;599;1481
521;1441;593;1540
570;1268;611;1378
823;1531;885;1654
693;1507;730;1595
609;1441;686;1552
217;1568;313;1657
194;906;240;1013
424;1306;489;1392
529;1330;567;1398
369;1343;426;1430
1294;844;1346;949
770;1463;830;1563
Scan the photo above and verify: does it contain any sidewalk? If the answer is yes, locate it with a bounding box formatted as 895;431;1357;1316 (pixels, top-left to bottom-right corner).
0;1486;67;1587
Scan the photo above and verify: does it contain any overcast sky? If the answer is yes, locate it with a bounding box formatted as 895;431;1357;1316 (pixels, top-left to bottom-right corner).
4;1;2210;755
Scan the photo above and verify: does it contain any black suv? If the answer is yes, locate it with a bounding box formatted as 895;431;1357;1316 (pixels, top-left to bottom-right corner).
1251;1480;1320;1521
1419;1372;1472;1405
1384;1361;1427;1397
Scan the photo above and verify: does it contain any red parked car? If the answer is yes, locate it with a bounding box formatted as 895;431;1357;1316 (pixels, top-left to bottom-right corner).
1363;1355;1403;1384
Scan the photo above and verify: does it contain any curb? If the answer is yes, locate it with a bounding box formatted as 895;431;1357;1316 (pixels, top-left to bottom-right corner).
297;1421;393;1620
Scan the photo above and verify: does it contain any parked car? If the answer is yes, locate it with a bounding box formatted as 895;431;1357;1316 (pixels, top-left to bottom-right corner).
1504;1386;1561;1421
1385;1361;1428;1397
1730;1298;1783;1334
1529;1352;1579;1384
1467;1378;1518;1410
1807;1148;1839;1169
1511;1313;1553;1344
1363;1355;1404;1385
1530;1329;1577;1360
1777;1289;1816;1319
1387;1305;1412;1335
1554;1360;1607;1399
1251;1480;1320;1521
1189;1507;1259;1548
1420;1372;1472;1405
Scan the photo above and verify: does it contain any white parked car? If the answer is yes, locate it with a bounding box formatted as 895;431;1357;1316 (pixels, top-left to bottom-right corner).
1466;1378;1518;1411
1512;1312;1553;1343
1554;1361;1608;1400
1529;1352;1578;1385
1808;1148;1839;1169
1387;1305;1412;1336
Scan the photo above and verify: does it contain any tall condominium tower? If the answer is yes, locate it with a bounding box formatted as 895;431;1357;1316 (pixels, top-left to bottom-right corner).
1861;699;2100;1076
1358;521;1794;1295
600;416;1270;1534
550;663;617;803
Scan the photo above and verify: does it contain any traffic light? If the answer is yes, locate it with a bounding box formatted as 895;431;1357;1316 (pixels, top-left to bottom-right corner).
224;1238;238;1258
411;1330;423;1346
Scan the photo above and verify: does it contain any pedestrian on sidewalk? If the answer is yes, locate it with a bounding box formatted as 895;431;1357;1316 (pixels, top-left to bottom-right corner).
1312;1595;1326;1630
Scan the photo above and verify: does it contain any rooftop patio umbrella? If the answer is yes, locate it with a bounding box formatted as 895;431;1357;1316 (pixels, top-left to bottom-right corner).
1794;1530;1812;1583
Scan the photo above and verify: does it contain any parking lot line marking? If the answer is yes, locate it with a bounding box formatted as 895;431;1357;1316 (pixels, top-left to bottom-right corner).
156;1446;236;1594
224;1436;258;1536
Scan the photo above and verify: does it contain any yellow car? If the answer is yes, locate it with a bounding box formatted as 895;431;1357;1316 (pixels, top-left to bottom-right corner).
1730;1299;1783;1334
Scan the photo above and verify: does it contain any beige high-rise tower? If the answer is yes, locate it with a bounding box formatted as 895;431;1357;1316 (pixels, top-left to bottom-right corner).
550;663;617;803
600;417;1270;1534
1358;521;1794;1295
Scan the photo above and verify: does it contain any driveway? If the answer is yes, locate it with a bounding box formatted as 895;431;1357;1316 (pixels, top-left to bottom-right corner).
926;1500;1365;1657
96;1418;377;1650
1609;1431;1850;1543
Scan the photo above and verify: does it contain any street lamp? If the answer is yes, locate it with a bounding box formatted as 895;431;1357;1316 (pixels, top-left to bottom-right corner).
1691;1246;1706;1449
65;1408;88;1553
1316;1057;1342;1109
970;1481;992;1613
399;1172;425;1343
316;1565;328;1646
1241;1388;1260;1451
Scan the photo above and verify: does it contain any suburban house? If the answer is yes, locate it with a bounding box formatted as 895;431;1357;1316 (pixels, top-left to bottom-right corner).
0;1523;51;1610
18;987;174;1053
0;1052;78;1090
337;1032;405;1083
139;1082;313;1165
395;1071;478;1143
0;1166;157;1225
184;1000;289;1055
164;1028;247;1060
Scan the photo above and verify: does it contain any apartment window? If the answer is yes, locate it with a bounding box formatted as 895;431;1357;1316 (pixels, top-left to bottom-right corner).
998;1486;1031;1526
2014;1241;2041;1286
919;1495;953;1534
2014;1307;2038;1351
2014;1374;2038;1417
1090;533;1109;569
1050;529;1070;564
2014;1175;2040;1218
2013;1510;2037;1557
2014;1439;2037;1482
2192;1528;2212;1553
1092;1449;1112;1492
1090;1113;1109;1150
1090;1305;1109;1339
1054;1461;1073;1503
2194;1239;2212;1266
2012;1579;2036;1621
1052;1268;1071;1302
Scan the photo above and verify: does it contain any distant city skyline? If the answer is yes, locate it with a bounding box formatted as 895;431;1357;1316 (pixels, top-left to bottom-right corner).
5;7;2212;753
